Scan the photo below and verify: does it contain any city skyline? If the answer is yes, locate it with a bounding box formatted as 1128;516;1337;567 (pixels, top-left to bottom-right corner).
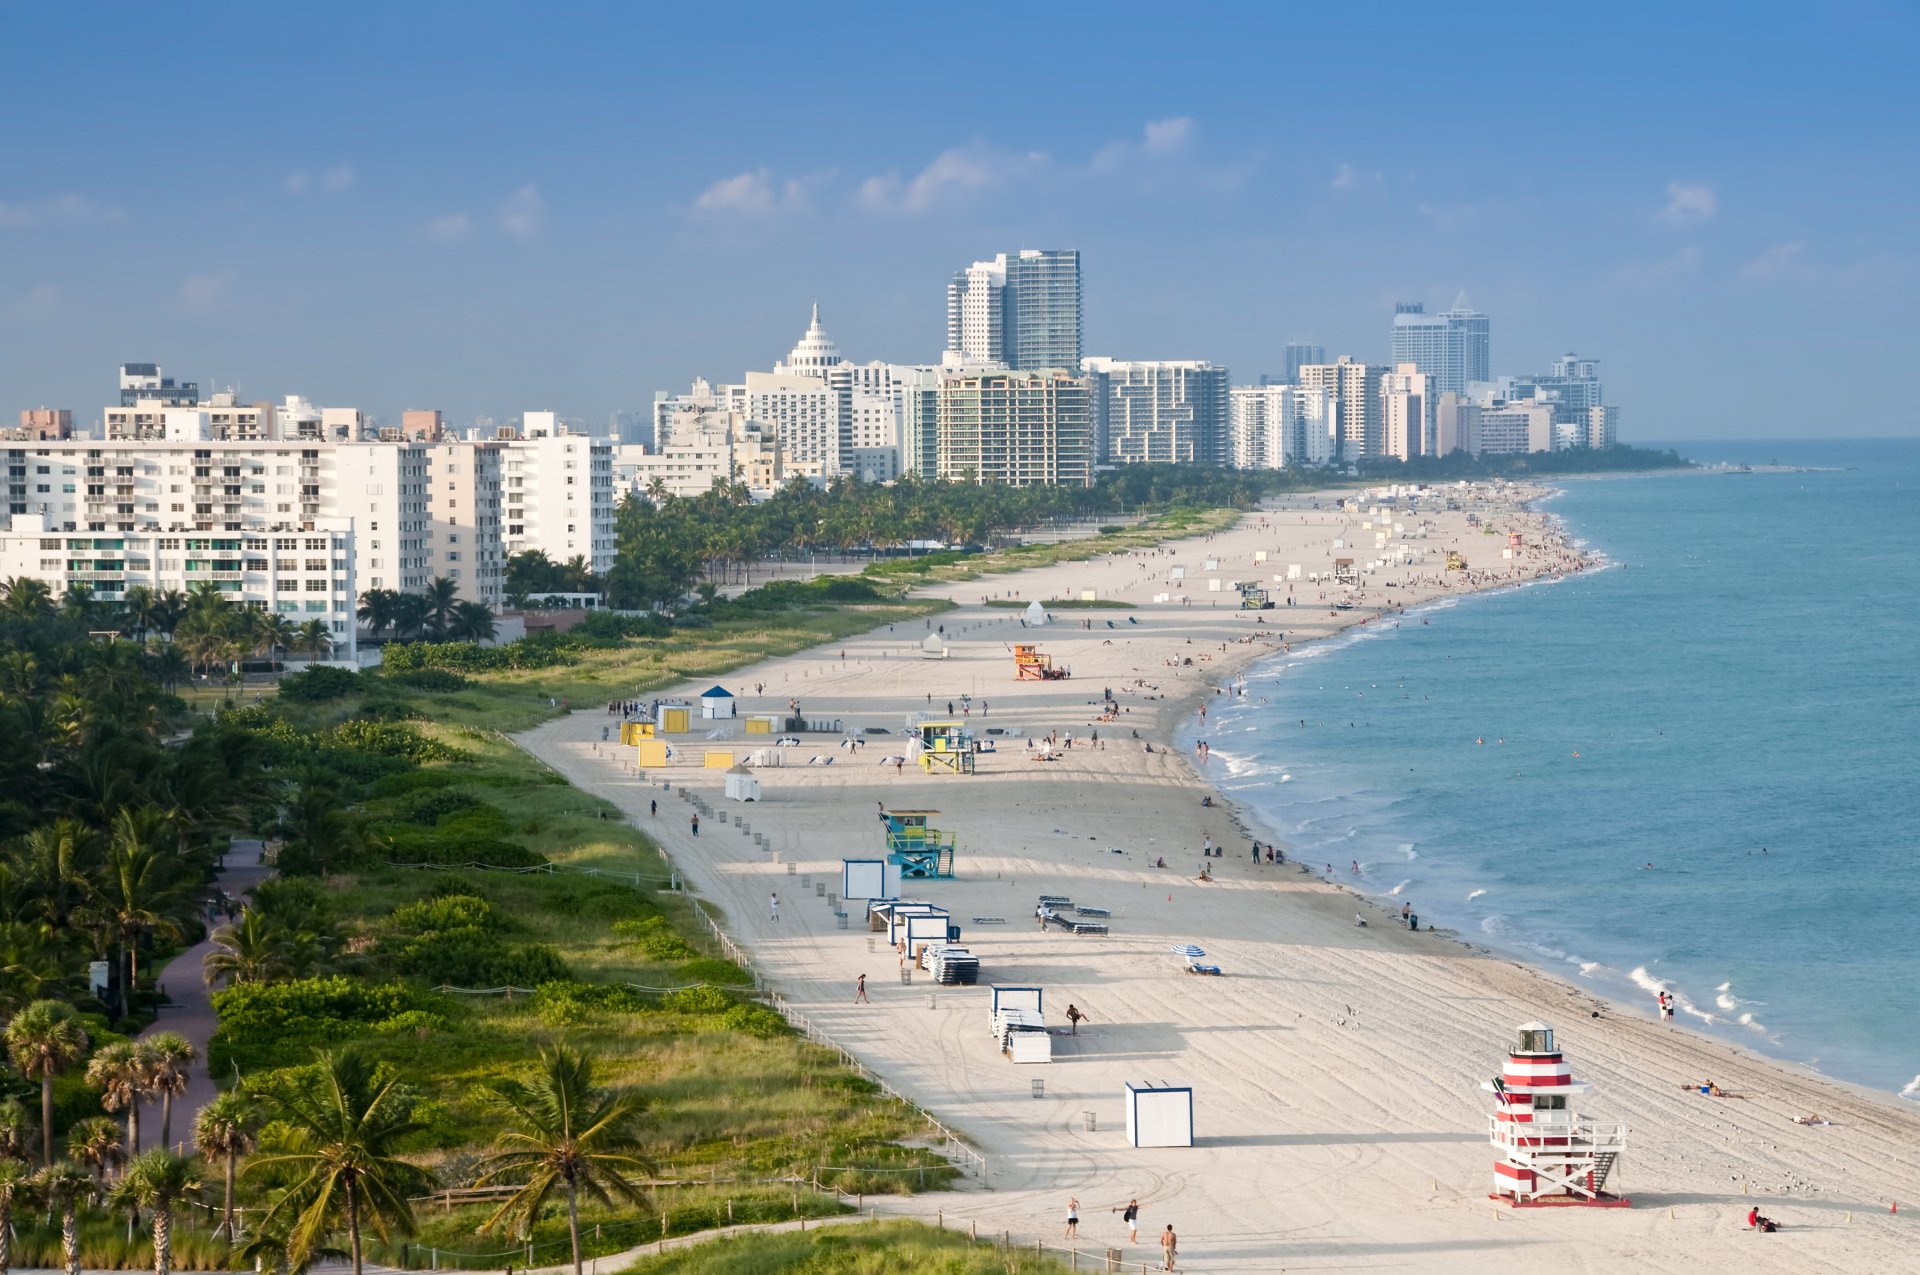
3;3;1915;439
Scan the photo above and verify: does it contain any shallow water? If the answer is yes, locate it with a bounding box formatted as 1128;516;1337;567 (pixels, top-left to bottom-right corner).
1198;439;1920;1097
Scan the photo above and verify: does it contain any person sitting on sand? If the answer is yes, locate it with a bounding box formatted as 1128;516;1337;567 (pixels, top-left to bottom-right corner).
1196;865;1212;882
1681;1080;1725;1096
1792;1114;1832;1126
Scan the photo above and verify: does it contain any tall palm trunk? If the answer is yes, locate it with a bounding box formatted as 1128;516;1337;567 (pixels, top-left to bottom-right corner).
566;1174;582;1275
40;1075;54;1165
347;1181;363;1275
151;1204;172;1275
1;1196;14;1275
128;1098;141;1158
221;1150;237;1240
160;1091;173;1151
61;1200;79;1275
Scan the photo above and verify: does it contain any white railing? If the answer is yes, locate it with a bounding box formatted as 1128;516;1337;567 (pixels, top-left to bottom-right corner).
1489;1116;1627;1156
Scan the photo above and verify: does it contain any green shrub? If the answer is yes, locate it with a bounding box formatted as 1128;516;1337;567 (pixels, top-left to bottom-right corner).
719;1003;788;1038
613;916;696;960
660;985;733;1015
330;719;464;762
209;977;426;1072
277;665;361;702
396;929;570;988
390;893;506;934
531;980;653;1027
383;667;472;692
678;957;752;986
372;1009;449;1034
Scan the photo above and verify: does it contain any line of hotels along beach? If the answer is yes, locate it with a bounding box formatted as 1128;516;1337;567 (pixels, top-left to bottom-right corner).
2;247;1619;661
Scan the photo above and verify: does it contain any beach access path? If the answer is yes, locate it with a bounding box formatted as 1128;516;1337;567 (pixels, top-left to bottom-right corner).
520;490;1919;1274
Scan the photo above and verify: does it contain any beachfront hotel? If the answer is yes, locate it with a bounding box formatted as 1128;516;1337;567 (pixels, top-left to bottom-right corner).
933;369;1094;487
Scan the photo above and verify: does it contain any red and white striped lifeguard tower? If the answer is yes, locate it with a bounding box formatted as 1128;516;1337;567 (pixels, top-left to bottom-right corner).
1482;1022;1630;1207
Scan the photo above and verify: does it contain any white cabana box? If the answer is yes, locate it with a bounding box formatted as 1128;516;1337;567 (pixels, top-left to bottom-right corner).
1124;1081;1195;1148
699;685;737;719
723;766;760;802
842;859;902;901
1024;599;1047;625
921;633;948;659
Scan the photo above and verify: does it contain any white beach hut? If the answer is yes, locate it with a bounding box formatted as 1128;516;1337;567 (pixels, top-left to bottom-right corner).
1024;600;1048;625
1124;1081;1195;1148
699;685;736;719
722;765;760;802
921;633;949;659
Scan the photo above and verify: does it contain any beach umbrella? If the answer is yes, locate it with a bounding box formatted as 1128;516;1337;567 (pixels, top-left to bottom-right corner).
1169;944;1207;958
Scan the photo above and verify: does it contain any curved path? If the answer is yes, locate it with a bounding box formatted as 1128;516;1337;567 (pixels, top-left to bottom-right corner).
138;838;273;1154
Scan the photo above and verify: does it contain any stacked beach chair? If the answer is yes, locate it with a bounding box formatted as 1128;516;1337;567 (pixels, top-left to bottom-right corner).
1035;897;1111;936
922;943;980;985
990;986;1051;1064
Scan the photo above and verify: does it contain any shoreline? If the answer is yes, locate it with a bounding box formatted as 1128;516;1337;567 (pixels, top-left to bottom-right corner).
517;485;1920;1272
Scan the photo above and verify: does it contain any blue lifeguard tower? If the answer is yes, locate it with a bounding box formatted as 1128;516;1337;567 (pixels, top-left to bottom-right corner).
882;808;956;879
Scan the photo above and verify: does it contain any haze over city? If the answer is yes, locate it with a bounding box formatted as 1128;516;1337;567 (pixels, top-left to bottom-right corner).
3;2;1915;438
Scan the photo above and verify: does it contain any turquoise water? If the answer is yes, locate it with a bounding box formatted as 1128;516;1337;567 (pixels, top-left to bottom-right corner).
1201;440;1920;1098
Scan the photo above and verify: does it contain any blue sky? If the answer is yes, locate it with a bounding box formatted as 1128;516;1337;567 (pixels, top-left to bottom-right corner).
2;2;1915;440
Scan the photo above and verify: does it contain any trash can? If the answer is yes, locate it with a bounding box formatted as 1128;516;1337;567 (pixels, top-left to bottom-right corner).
1031;1078;1045;1099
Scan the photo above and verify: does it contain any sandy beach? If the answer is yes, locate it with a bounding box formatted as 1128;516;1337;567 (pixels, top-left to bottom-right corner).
521;486;1919;1273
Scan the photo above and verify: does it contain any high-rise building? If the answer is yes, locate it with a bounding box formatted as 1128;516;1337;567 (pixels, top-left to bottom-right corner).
1229;385;1334;470
1379;363;1431;461
118;363;198;408
1435;392;1479;457
945;249;1081;371
1473;402;1556;456
1280;342;1325;384
495;429;616;574
15;409;72;440
1082;358;1230;465
1297;358;1386;459
1390;303;1490;397
934;370;1092;487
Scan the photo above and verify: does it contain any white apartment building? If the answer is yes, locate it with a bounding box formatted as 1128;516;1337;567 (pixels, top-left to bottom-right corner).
653;378;731;450
1380;363;1431;461
615;417;786;499
103;393;366;443
423;441;505;606
1297;358;1386;459
934;370;1093;487
1083;358;1231;465
1436;392;1480;457
1228;384;1336;470
1390;302;1490;397
945;249;1081;372
496;430;616;574
1472;402;1556;455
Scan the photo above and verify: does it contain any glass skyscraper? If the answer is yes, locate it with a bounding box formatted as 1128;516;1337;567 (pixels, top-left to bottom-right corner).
945;249;1082;372
1389;302;1490;396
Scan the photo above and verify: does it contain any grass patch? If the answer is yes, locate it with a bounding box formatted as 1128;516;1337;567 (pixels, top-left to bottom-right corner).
614;1220;1074;1275
864;506;1240;586
982;597;1135;610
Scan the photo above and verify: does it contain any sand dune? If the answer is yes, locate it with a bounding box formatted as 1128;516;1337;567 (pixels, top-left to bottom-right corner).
521;488;1918;1272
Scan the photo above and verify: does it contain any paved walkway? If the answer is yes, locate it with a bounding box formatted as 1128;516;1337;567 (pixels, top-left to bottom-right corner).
138;838;273;1154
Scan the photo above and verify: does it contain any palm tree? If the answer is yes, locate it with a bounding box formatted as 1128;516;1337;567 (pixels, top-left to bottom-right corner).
0;578;55;621
113;1149;202;1275
0;1098;36;1165
143;1033;195;1150
474;1047;651;1275
203;908;290;986
33;1161;96;1275
354;589;397;641
33;1159;94;1275
248;1050;431;1275
152;591;188;639
5;999;90;1164
120;585;161;641
192;1092;257;1242
292;620;333;665
420;578;460;639
252;612;298;669
60;583;99;625
144;641;189;695
66;1116;125;1185
85;1041;144;1158
448;601;497;643
389;594;429;643
0;1158;31;1275
92;808;188;1005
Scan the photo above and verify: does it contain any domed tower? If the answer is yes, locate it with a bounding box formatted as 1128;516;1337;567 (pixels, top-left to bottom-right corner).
1482;1022;1629;1207
781;303;843;378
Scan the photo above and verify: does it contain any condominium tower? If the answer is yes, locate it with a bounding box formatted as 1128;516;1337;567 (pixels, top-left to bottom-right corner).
933;370;1092;487
1390;303;1490;397
1082;358;1230;465
945;250;1082;372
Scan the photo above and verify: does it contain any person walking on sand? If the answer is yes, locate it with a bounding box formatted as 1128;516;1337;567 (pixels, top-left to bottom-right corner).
649;798;657;818
1118;1198;1140;1243
690;813;699;837
1066;1003;1089;1034
1065;1197;1080;1241
854;973;868;1003
769;892;780;922
1161;1224;1178;1270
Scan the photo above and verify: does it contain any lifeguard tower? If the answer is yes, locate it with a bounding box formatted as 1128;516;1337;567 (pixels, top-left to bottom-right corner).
881;808;956;878
1331;558;1360;585
1446;550;1469;571
1482;1022;1629;1207
1013;643;1068;681
914;720;976;774
1238;583;1274;611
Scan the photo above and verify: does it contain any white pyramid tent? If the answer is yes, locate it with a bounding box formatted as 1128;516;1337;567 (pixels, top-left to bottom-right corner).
1024;600;1047;625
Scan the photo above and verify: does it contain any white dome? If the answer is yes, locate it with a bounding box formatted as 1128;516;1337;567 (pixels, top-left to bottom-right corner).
784;302;843;374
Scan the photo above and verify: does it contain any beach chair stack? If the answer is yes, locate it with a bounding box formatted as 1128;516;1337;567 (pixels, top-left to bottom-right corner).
993;1008;1051;1063
922;943;980;985
1036;897;1111;935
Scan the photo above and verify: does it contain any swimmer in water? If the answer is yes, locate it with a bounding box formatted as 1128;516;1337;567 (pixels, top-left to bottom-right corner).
1476;737;1484;745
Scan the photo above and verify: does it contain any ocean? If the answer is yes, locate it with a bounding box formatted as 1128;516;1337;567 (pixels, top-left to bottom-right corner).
1199;439;1920;1099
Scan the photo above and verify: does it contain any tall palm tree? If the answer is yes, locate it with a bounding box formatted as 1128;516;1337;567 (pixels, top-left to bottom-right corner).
112;1149;203;1275
354;589;397;641
59;584;99;626
389;594;428;643
248;1050;431;1275
474;1047;651;1275
251;612;298;669
0;1098;36;1165
5;999;90;1164
293;620;333;665
0;578;56;621
152;591;188;639
33;1161;95;1275
85;1041;144;1158
420;578;460;639
144;641;189;695
0;1158;31;1275
91;808;188;1003
448;601;497;643
143;1033;195;1150
66;1116;125;1185
120;586;160;641
192;1092;257;1242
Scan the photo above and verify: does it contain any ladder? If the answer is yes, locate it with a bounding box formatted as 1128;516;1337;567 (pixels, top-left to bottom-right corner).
1589;1150;1618;1195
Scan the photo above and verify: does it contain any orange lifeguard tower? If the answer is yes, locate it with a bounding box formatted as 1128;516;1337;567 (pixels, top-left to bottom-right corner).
1013;643;1068;681
1483;1022;1629;1207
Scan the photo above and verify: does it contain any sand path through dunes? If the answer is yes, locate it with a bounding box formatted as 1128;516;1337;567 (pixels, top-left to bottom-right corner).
521;493;1919;1273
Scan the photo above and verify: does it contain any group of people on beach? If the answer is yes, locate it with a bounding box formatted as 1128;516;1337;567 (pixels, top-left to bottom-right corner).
1063;1197;1178;1268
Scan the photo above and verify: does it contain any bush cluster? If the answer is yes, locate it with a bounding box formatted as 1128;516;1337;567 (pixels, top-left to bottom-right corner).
210;976;429;1072
381;667;473;692
613;915;696;960
276;665;361;702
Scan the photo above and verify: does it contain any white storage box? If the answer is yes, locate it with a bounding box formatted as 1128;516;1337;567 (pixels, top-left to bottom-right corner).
1124;1081;1194;1148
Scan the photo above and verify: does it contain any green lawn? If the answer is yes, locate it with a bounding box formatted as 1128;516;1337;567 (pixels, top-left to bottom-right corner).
615;1220;1074;1275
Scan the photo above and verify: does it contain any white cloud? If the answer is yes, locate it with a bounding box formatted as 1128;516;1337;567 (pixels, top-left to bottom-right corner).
321;164;356;194
858;142;1048;214
1659;181;1717;224
0;195;125;230
691;168;826;217
500;184;543;239
1738;241;1803;281
1330;163;1382;191
425;213;473;243
174;271;236;316
1089;116;1194;173
284;172;312;195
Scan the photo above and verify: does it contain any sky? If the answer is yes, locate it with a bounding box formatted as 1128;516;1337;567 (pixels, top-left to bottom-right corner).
2;1;1916;441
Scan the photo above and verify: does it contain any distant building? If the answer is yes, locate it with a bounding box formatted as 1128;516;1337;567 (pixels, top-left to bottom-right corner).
1280;342;1325;384
1229;384;1335;470
1390;303;1490;397
946;249;1082;371
1082;358;1230;465
1379;363;1431;461
15;409;72;440
1473;402;1556;455
1435;392;1480;457
934;370;1092;487
402;409;446;442
118;362;198;408
1297;358;1386;459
